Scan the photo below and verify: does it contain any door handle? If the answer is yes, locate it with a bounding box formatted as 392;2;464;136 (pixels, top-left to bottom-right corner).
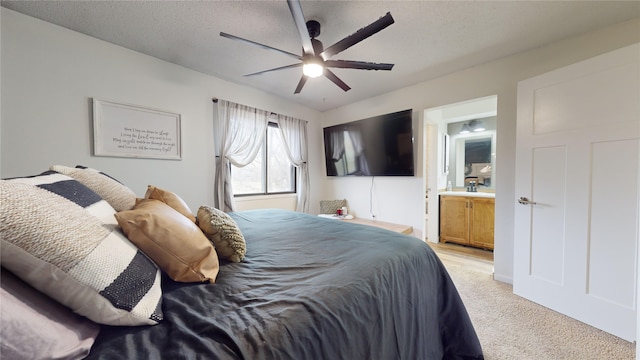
518;197;537;205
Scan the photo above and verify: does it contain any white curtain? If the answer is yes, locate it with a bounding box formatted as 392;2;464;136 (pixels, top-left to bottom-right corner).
330;128;346;161
214;100;269;211
327;127;345;175
276;114;310;213
348;127;370;175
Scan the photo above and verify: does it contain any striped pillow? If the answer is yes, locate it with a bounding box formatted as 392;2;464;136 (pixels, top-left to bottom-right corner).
50;165;137;211
0;171;163;326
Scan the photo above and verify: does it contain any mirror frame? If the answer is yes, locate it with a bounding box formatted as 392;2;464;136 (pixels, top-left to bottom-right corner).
454;133;495;188
443;133;450;175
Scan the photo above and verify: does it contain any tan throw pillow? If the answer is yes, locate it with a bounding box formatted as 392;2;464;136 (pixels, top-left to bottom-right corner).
50;165;136;211
116;199;219;283
197;206;246;263
144;185;196;223
320;199;346;214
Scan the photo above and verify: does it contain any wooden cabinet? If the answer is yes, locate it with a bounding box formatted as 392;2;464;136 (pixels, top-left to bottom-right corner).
439;196;469;244
440;195;494;250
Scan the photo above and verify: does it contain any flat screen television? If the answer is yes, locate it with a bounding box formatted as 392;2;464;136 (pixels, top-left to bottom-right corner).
323;109;414;176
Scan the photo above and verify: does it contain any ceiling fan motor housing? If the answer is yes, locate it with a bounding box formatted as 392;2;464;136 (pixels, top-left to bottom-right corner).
306;20;321;38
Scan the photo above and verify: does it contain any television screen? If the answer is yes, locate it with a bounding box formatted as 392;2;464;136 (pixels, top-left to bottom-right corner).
323;109;414;176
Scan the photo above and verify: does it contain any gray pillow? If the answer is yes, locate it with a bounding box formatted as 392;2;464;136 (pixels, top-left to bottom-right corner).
0;268;100;360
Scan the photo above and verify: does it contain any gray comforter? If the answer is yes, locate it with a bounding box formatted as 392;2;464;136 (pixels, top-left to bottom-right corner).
88;209;483;359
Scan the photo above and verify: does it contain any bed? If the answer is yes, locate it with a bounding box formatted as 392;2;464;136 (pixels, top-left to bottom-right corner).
1;167;483;360
89;209;482;359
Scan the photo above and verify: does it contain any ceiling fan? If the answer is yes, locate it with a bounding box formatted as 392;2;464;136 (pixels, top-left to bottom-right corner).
220;0;395;94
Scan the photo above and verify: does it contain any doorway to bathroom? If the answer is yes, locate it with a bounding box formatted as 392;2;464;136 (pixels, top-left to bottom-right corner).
422;95;497;263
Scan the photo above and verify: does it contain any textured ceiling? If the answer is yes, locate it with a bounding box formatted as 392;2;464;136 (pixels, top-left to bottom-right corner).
2;1;638;112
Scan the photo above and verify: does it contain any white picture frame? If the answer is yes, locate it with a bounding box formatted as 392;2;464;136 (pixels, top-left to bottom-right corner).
93;99;182;160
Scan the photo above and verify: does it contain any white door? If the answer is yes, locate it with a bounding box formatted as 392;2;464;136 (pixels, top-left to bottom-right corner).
425;123;439;242
514;43;640;341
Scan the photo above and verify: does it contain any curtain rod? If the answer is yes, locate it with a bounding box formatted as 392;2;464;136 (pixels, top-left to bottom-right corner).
211;98;308;123
212;97;285;118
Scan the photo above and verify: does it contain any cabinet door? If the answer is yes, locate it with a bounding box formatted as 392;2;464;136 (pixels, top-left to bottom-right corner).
470;198;495;249
440;196;469;245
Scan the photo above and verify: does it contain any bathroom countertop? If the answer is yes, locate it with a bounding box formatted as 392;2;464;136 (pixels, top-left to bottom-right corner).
439;191;495;198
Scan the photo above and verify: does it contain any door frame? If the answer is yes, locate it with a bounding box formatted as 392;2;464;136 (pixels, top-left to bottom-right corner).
422;95;498;245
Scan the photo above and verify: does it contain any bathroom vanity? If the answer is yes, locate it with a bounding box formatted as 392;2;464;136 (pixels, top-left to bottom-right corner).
439;192;495;250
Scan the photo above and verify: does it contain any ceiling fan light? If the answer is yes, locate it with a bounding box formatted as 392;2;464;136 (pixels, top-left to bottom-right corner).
303;63;324;78
460;124;471;134
473;121;485;132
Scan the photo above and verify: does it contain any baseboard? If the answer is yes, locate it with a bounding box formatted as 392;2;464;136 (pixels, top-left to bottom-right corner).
492;273;513;284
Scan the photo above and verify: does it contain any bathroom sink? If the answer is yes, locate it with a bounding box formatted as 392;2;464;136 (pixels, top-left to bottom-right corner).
439;191;495;198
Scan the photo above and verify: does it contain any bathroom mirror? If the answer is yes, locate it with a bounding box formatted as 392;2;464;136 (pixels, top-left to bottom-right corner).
446;117;496;190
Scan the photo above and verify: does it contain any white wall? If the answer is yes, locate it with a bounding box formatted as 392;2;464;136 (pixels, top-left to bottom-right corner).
0;8;322;214
319;18;640;283
0;8;3;174
320;108;425;233
3;8;639;283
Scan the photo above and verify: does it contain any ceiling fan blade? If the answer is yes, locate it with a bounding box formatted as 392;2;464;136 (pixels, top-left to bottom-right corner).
220;32;302;61
325;60;394;71
324;69;351;92
245;63;302;76
286;0;315;56
294;76;308;94
321;12;394;59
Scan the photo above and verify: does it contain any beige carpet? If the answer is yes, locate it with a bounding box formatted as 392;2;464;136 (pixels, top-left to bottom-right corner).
438;252;635;360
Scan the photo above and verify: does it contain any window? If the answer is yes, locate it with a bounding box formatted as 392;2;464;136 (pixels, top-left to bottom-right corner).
232;122;296;196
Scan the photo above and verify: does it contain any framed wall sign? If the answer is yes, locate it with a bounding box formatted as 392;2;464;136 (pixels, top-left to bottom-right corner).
93;99;182;160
